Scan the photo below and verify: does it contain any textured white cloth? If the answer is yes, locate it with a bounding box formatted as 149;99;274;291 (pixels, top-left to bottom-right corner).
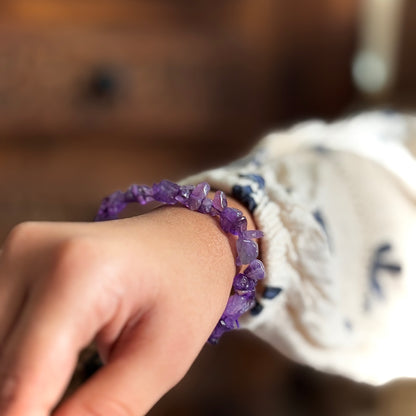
185;111;416;385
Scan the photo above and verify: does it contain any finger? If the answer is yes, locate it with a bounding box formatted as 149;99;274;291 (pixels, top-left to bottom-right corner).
0;222;58;346
0;243;121;415
53;309;200;416
0;295;88;415
0;269;28;347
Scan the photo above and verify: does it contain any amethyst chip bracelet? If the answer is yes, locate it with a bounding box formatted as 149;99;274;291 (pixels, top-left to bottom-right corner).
95;180;265;344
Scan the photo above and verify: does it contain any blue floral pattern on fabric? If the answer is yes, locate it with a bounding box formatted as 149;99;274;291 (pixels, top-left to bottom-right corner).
238;174;266;189
364;243;402;311
232;185;257;212
250;299;264;316
231;173;266;213
262;286;282;299
370;243;401;298
313;210;327;234
313;209;332;251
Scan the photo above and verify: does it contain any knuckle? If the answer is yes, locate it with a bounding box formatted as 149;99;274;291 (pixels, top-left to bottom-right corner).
54;237;98;272
3;221;39;255
43;237;100;289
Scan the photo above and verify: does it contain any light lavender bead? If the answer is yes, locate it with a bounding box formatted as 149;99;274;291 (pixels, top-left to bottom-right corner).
212;190;227;212
243;229;264;239
236;238;259;265
223;293;255;320
187;182;210;210
244;259;266;281
198;197;213;214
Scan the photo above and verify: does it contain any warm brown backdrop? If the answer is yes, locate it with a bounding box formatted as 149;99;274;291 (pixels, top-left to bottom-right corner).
1;1;415;415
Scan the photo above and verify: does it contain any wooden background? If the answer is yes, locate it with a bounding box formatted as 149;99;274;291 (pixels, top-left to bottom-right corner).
1;1;415;415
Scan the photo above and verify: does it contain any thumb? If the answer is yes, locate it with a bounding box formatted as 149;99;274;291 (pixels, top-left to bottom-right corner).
53;309;198;416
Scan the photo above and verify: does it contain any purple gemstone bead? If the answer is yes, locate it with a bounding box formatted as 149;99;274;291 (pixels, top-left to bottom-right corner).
219;207;247;235
236;238;259;265
244;259;265;281
102;191;127;218
198;197;213;214
212;191;227;212
243;229;264;239
152;180;180;204
208;321;230;344
175;185;194;204
137;185;154;205
187;182;210;210
224;293;255;319
124;184;139;202
95;197;115;221
233;273;257;292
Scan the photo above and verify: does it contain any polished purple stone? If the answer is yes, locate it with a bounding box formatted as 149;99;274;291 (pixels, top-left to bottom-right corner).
236;238;258;265
212;190;227;212
233;273;257;292
124;184;139;202
224;293;255;319
136;185;154;205
97;190;129;220
175;185;194;204
244;259;265;281
152;180;180;204
219;207;247;235
187;182;210;210
198;197;213;214
209;321;231;344
243;229;264;239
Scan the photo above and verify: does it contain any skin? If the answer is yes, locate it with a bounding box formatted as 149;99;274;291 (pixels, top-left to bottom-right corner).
0;197;255;416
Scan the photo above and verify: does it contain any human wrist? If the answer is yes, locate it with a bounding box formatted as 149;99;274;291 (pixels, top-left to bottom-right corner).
95;180;265;343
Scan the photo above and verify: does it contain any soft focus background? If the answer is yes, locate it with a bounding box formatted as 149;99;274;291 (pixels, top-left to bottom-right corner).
1;1;416;415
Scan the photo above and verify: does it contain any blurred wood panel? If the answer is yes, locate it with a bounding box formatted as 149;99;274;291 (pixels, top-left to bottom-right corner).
0;0;360;144
0;28;270;141
0;139;244;242
394;0;416;106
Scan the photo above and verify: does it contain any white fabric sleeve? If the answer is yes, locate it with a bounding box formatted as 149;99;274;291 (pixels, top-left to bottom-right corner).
183;111;416;385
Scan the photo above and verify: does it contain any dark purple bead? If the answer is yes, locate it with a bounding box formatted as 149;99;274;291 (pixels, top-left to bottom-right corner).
244;259;265;281
95;196;117;221
233;273;256;292
236;238;258;265
98;191;128;220
137;185;154;205
124;184;139;202
208;321;230;344
219;207;247;235
175;185;194;204
152;180;180;204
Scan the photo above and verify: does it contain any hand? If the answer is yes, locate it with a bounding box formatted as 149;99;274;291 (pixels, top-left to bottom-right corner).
0;204;243;415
